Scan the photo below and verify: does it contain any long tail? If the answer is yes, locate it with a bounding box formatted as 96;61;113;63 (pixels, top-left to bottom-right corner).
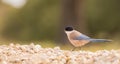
89;39;112;42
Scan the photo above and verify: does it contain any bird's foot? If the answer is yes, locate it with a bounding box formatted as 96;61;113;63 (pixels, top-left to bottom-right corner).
71;47;76;51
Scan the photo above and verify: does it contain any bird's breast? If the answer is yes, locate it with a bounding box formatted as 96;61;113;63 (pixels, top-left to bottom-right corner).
69;39;89;47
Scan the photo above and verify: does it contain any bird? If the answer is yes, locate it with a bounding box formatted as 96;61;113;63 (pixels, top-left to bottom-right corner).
64;26;112;51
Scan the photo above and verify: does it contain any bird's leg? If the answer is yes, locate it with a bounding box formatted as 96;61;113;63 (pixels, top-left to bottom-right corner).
71;47;76;51
79;46;82;50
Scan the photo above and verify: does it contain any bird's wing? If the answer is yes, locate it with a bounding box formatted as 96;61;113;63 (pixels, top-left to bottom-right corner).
74;34;90;40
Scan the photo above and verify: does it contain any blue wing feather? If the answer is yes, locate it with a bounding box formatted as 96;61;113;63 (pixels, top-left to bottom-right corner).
74;34;90;40
73;33;112;42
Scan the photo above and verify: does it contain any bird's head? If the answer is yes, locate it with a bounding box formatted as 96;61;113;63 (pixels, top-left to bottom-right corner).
65;26;74;31
65;26;74;34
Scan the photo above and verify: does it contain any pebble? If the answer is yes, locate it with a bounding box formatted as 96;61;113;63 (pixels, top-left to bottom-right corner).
0;43;119;64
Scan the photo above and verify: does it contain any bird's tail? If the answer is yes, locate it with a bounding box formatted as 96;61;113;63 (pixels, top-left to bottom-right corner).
89;39;112;42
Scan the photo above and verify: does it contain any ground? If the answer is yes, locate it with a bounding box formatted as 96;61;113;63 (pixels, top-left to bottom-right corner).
0;43;120;64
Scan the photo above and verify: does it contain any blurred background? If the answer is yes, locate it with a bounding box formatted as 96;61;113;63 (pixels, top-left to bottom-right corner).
0;0;120;51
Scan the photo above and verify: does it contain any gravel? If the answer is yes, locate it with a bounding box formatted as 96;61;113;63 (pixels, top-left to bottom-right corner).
0;43;120;64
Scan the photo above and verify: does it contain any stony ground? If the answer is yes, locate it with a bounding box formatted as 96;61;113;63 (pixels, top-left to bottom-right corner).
0;43;120;64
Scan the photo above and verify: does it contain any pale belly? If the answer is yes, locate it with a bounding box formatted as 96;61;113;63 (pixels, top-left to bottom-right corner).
69;39;89;47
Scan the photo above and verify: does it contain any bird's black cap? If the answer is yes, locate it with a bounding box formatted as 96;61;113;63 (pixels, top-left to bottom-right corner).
65;26;74;31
